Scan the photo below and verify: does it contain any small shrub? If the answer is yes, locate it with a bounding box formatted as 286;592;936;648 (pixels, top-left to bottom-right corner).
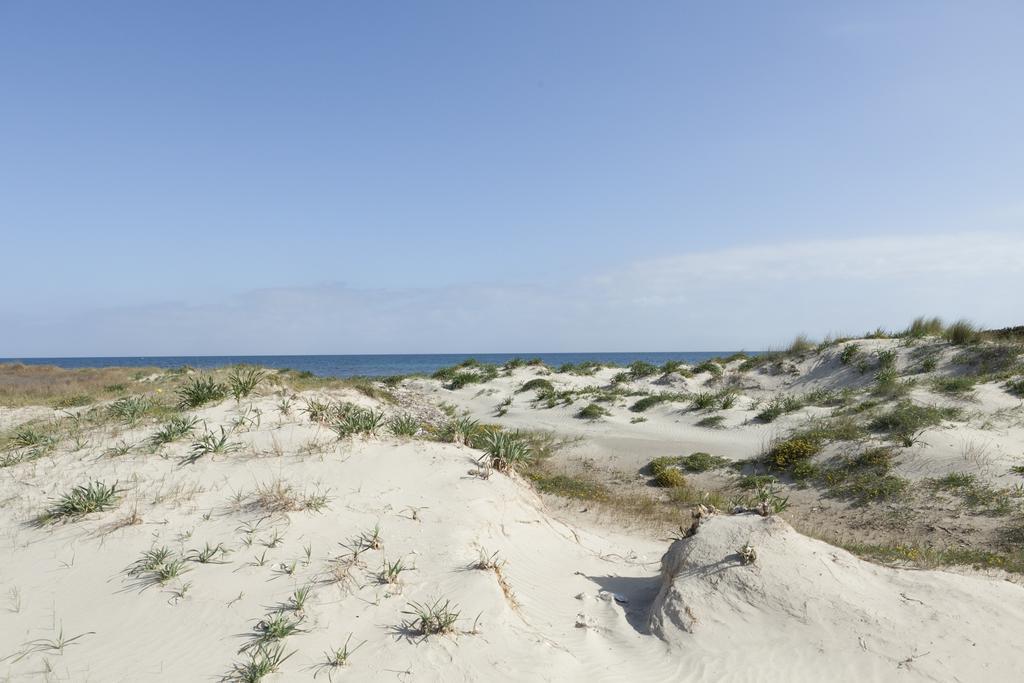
630;392;686;412
647;456;681;476
679;452;729;472
790;460;819;483
653;468;687;488
869;401;961;445
575;403;609;420
820;447;908;504
518;378;554;394
766;438;820;469
695;415;726;429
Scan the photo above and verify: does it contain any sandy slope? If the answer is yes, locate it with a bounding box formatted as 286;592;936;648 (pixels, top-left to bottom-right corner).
650;514;1024;681
2;341;1024;681
1;394;680;682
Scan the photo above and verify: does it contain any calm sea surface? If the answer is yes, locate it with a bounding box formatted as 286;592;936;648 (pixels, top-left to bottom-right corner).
0;352;745;378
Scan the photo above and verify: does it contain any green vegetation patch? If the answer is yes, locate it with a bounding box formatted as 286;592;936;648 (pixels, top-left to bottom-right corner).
869;400;961;445
575;403;609;420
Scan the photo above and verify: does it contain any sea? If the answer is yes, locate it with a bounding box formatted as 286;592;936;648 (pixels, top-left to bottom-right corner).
0;352;745;379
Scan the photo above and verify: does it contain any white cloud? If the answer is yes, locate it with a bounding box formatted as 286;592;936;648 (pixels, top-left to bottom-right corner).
3;231;1021;356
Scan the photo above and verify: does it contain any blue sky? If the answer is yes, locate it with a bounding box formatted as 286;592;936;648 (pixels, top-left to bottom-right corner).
2;2;1022;355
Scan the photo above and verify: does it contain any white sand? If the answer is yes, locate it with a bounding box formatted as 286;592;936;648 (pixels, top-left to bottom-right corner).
2;339;1024;680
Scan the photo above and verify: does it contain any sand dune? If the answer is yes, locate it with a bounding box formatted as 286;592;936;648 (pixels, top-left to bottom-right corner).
2;331;1024;680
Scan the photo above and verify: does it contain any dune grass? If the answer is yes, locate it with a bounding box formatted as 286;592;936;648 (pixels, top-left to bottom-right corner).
37;481;121;525
177;376;228;408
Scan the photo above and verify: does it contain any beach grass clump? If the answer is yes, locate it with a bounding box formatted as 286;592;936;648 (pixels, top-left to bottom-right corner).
575;403;609;420
526;471;610;500
790;415;865;444
1005;378;1024;398
107;395;155;425
315;635;365;676
839;343;862;366
478;430;532;472
330;408;386;439
627;361;658;380
126;546;190;587
692;360;724;377
902;316;945;339
869;400;961;445
932;376;976;396
944;320;983;346
149;415;201;447
37;480;121;524
7;425;57;451
401;598;460;636
227;644;294;683
786;335;815;355
557;361;604;376
186;426;242;463
434;416;480;445
251;479;331;513
177;376;228;408
228;367;267;400
820;447;908;504
954;343;1023;376
245;613;306;652
927;472;1018;516
756;394;803;422
871;367;913;399
944;319;982;346
689;391;718;410
387;414;421;437
695;415;726;429
434;361;498;390
52;394;95;408
876;349;898;370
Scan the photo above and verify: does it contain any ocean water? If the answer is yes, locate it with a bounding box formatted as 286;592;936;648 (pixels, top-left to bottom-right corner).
0;352;744;379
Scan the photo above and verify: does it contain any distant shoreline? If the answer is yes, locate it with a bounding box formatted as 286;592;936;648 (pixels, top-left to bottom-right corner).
0;351;751;379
